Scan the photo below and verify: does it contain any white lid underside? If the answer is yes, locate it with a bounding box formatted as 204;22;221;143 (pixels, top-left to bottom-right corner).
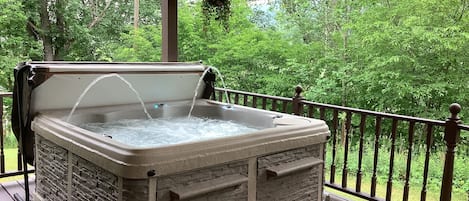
29;63;207;112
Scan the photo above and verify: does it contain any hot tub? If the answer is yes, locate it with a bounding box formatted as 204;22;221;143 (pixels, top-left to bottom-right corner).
13;62;329;201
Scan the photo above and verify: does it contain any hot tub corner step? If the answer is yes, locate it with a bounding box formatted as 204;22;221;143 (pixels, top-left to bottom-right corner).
169;174;248;201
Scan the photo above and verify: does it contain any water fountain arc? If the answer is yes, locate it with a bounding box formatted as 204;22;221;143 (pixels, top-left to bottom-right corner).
188;65;230;117
66;73;153;122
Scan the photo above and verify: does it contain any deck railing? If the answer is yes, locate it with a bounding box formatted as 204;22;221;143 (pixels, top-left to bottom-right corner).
0;88;467;201
0;92;34;180
214;87;468;201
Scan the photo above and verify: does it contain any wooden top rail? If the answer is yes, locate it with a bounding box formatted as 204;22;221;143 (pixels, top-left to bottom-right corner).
216;87;446;126
215;87;292;102
458;124;469;131
300;99;446;126
0;92;12;97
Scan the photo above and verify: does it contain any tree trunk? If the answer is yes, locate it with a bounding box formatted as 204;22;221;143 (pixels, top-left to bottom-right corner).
40;0;54;61
54;0;67;60
341;0;351;146
134;0;139;30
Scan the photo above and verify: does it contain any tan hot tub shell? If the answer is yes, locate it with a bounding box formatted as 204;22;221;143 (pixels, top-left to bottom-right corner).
22;62;330;201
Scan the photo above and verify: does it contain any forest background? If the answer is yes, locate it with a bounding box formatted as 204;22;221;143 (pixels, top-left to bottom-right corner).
1;0;468;120
0;0;468;198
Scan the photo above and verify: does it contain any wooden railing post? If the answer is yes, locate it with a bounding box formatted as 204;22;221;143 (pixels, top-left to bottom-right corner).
440;103;461;201
292;85;304;116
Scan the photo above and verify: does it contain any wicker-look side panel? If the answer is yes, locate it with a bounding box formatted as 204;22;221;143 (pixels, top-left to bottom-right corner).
188;183;248;201
122;179;149;201
36;136;121;201
257;144;322;201
71;155;119;201
36;135;68;201
35;135;324;201
157;160;249;201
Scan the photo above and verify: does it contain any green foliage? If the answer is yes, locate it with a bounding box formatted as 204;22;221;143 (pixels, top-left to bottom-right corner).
176;0;318;97
0;0;41;91
0;0;468;198
345;0;469;119
1;0;466;118
0;0;468;149
20;0;161;61
111;26;162;62
202;0;232;30
3;133;18;149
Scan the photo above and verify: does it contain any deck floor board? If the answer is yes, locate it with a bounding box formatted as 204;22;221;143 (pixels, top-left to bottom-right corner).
0;176;350;201
0;177;35;201
0;182;13;201
17;177;35;200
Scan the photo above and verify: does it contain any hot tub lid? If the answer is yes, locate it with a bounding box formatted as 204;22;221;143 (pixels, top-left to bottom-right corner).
28;62;211;112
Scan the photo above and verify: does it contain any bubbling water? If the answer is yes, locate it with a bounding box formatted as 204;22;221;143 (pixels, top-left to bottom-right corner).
80;117;259;147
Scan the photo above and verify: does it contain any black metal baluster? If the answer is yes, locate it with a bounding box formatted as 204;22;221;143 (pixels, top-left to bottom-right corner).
252;96;257;108
234;93;239;105
342;112;352;188
243;94;248;106
272;100;277;112
403;121;415;201
308;105;315;118
386;118;398;201
356;114;366;192
262;97;267;110
320;108;325;120
218;90;223;102
17;148;22;171
330;110;339;183
0;96;4;173
421;125;433;201
371;116;382;197
226;91;231;103
282;101;287;113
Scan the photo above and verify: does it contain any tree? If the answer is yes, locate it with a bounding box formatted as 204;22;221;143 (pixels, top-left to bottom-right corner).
346;0;469;118
111;25;162;62
0;0;41;91
23;0;161;61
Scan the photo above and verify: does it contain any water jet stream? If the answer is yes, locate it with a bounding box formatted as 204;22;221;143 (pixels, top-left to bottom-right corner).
66;73;153;122
188;66;231;117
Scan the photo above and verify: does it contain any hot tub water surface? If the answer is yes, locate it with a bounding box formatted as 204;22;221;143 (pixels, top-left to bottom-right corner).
79;117;261;147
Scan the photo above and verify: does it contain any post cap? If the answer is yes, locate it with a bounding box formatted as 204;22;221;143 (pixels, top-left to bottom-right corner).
449;103;461;120
295;85;303;95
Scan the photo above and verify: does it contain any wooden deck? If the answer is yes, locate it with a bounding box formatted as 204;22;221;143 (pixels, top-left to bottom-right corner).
0;176;351;201
0;177;35;201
